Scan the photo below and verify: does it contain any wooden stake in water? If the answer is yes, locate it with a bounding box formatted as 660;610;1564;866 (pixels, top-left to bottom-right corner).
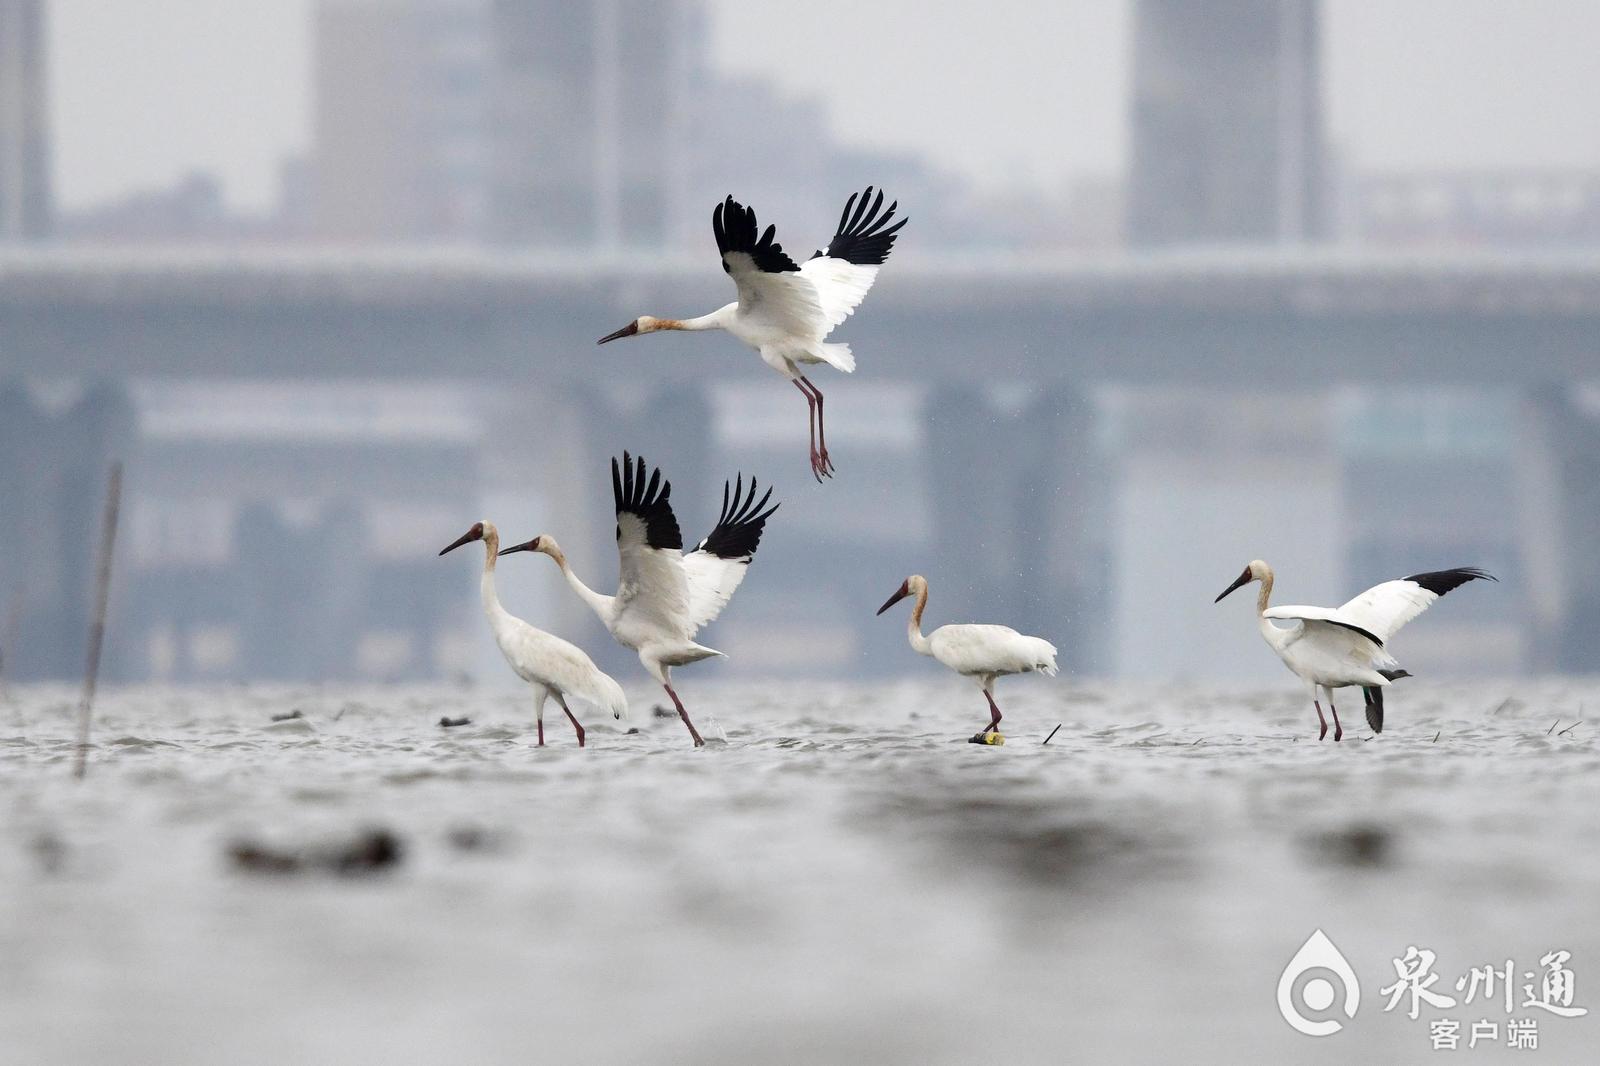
74;463;123;780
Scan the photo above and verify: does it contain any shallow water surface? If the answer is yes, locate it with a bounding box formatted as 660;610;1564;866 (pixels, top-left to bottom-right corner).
2;680;1597;1064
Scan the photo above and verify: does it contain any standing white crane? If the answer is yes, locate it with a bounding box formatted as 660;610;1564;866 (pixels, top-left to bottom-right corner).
876;575;1059;737
497;453;779;748
439;520;629;747
596;187;908;483
1214;560;1495;741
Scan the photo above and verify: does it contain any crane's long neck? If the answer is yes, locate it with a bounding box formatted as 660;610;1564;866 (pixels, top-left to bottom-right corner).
1255;567;1275;616
1253;566;1280;647
550;547;615;624
658;304;733;333
907;585;932;656
480;538;513;633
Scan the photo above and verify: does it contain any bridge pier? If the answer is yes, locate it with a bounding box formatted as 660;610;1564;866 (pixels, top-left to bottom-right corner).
1517;386;1600;672
0;380;136;681
921;383;1101;670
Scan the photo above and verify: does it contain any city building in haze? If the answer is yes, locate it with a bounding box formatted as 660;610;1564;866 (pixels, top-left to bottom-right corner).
488;0;702;248
0;0;52;240
1126;0;1325;246
312;0;493;241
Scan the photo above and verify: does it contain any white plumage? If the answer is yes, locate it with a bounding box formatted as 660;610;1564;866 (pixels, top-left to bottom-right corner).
498;453;779;748
439;520;628;747
1215;559;1495;740
877;574;1059;737
596;187;907;482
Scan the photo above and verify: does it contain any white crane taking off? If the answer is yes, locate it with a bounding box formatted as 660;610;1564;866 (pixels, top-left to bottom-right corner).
1214;560;1495;741
498;453;779;748
877;574;1059;738
440;520;629;747
597;187;908;483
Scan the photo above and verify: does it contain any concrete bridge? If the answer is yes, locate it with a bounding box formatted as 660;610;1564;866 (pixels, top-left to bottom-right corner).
4;246;1600;383
3;247;1598;682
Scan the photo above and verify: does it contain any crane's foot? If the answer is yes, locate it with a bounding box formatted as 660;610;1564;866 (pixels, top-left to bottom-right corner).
808;447;832;482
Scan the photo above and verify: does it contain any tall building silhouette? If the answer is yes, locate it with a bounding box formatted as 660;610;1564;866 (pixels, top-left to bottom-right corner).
0;0;52;240
313;0;492;241
1126;0;1324;246
488;0;701;248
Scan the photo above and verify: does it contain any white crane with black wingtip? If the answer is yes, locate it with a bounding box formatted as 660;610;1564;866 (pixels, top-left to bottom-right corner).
596;187;908;483
1215;561;1496;741
439;520;629;747
876;574;1059;738
498;453;779;748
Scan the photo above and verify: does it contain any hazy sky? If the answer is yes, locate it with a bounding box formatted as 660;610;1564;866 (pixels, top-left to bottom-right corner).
47;0;1600;213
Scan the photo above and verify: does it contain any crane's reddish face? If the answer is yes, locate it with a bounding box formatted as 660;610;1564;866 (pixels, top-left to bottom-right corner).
876;579;912;616
439;522;484;556
1214;565;1254;603
497;536;541;557
597;320;639;344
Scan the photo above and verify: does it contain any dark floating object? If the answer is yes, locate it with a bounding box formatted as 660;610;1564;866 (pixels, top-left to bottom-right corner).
438;716;471;728
967;731;1005;746
229;828;404;877
446;825;504;853
31;832;66;875
1305;824;1393;868
270;709;304;722
651;704;676;719
1042;724;1062;746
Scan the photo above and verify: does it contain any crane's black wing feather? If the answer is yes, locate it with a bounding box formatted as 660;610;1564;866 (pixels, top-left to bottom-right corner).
810;186;908;266
713;196;800;274
613;452;683;552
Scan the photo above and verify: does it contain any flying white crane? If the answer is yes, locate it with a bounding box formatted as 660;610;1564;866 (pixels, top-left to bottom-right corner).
1214;560;1495;741
439;520;629;747
877;574;1059;737
498;453;779;748
597;187;908;483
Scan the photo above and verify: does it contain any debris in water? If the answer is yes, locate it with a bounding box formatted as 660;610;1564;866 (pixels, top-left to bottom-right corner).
1042;724;1062;745
438;716;471;728
31;832;66;874
651;704;676;719
1305;824;1393;868
446;825;503;853
229;828;404;877
968;731;1005;746
270;709;304;723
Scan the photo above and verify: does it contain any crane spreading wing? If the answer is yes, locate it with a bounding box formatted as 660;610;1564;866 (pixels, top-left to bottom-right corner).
611;452;691;631
712;194;827;342
680;474;779;635
801;186;908;332
1336;567;1495;645
1265;566;1495;651
1262;605;1386;648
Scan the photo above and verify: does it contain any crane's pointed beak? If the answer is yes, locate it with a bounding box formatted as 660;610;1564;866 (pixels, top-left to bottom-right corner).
1214;567;1253;603
876;580;911;616
439;527;483;556
497;537;540;557
597;320;639;345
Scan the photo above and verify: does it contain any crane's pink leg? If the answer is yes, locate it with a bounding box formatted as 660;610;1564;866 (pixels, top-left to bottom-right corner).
800;375;834;477
663;684;705;747
1328;697;1343;742
1314;701;1328;741
791;378;825;482
556;694;585;747
537;716;545;747
983;691;1003;734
